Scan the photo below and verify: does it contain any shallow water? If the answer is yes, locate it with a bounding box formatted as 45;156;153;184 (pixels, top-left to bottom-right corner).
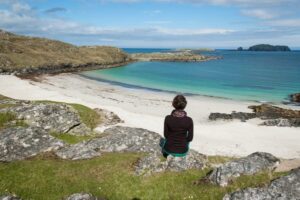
82;50;300;103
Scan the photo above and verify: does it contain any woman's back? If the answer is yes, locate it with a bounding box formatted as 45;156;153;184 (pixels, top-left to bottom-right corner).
162;95;194;156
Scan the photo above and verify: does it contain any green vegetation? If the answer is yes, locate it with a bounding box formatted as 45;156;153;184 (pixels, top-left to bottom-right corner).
69;103;101;130
0;29;128;70
0;153;285;200
0;112;15;129
50;132;99;144
207;156;235;165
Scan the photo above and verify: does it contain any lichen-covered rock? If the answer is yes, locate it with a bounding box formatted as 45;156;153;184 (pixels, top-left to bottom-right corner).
55;126;162;160
56;126;207;174
209;112;256;122
0;195;21;200
205;152;280;187
135;150;207;176
93;108;123;126
223;167;300;200
0;127;64;162
65;193;106;200
0;102;90;135
262;118;300;127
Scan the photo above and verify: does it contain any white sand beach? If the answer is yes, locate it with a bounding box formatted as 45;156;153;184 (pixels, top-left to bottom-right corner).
0;74;300;159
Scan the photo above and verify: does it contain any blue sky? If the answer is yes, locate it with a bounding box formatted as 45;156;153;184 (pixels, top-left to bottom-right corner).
1;0;300;48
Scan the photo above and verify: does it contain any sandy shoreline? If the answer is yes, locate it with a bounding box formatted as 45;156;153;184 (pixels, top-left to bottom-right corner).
0;74;300;159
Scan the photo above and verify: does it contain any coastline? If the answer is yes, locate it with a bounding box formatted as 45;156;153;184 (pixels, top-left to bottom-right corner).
0;73;299;159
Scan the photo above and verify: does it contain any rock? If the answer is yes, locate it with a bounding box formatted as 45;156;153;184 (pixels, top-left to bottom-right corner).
65;193;106;200
262;118;300;127
209;112;256;121
248;104;300;119
56;126;207;174
0;102;90;135
135;150;207;176
223;167;300;200
0;127;64;162
204;152;279;187
0;195;21;200
93;108;123;126
248;44;291;52
289;93;300;103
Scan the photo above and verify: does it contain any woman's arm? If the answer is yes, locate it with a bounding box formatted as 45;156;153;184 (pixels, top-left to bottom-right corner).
187;118;193;142
164;117;169;139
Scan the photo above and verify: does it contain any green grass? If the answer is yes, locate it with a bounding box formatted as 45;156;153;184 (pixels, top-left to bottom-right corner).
0;95;10;100
50;132;99;144
207;156;236;165
0;153;285;200
69;103;101;130
0;112;16;129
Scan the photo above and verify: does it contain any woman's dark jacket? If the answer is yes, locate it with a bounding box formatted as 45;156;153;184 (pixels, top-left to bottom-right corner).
163;110;193;154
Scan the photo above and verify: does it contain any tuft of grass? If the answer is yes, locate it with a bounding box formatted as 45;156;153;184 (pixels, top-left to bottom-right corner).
69;103;101;130
0;112;16;129
0;153;286;200
50;132;98;144
207;156;236;165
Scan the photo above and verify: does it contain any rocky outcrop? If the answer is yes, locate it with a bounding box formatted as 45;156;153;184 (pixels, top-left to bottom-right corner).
0;195;21;200
289;93;300;103
93;108;123;126
56;126;207;174
249;104;300;119
130;52;219;62
0;127;64;162
65;193;106;200
0;101;91;135
223;167;300;200
135;149;206;176
209;112;256;122
200;152;279;187
209;104;300;127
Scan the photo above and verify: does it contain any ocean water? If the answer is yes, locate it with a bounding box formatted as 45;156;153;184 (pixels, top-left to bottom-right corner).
81;50;300;103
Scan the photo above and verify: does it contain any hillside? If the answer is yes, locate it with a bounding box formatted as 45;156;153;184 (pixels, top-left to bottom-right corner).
0;30;131;75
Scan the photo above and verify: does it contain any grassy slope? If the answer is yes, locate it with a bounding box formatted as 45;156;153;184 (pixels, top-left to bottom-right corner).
0;30;128;70
0;153;286;200
0;95;287;199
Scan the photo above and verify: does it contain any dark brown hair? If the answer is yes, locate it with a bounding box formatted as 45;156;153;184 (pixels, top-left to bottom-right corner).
172;95;187;110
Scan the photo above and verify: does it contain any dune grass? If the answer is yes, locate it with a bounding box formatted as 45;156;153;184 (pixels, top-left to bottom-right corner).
0;112;16;129
0;152;286;200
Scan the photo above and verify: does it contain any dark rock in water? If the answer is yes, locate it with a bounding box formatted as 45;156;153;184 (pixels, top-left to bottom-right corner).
56;126;207;174
262;118;300;127
0;102;90;135
249;104;300;119
0;127;64;162
93;108;123;126
223;167;300;200
65;193;106;200
289;93;300;103
0;195;21;200
202;152;279;187
209;112;256;122
237;47;243;51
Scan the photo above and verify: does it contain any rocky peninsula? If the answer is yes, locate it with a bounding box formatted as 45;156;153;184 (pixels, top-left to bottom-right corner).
130;52;219;62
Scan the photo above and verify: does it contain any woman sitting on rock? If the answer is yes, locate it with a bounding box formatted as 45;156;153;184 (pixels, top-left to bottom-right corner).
160;95;193;158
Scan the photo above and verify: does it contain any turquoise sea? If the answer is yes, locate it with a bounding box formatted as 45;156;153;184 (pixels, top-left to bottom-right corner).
81;49;300;103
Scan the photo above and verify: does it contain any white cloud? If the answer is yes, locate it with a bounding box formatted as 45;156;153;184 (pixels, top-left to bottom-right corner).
241;9;276;19
268;19;300;27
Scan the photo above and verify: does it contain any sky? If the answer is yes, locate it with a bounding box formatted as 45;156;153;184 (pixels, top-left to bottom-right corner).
0;0;300;48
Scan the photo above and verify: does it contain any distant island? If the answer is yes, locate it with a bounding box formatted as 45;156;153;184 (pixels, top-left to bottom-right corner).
237;44;291;52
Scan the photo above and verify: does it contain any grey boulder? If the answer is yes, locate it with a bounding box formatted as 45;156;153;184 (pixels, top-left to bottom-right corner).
0;127;64;162
205;152;280;186
65;193;106;200
223;167;300;200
